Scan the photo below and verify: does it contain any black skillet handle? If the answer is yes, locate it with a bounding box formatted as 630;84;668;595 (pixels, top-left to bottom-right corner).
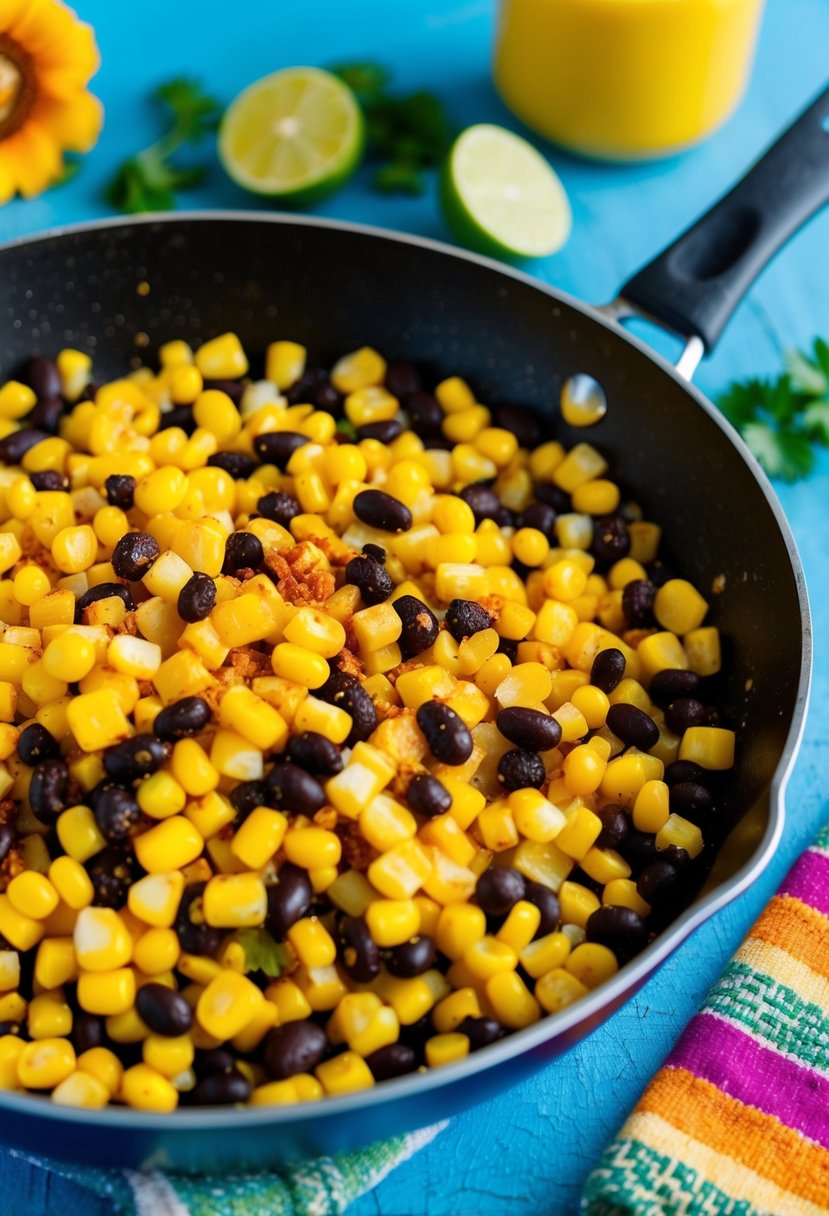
620;84;829;352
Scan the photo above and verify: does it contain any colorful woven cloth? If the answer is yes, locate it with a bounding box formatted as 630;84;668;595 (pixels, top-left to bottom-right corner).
583;821;829;1216
10;1123;444;1215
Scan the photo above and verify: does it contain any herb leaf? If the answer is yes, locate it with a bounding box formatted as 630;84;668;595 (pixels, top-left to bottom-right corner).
236;928;289;978
107;77;221;214
717;338;829;481
331;61;453;195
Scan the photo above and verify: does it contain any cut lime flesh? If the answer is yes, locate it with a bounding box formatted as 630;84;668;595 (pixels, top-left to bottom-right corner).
219;67;364;205
441;123;572;260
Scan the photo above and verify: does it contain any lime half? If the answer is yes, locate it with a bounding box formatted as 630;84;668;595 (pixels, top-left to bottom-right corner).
219;67;364;205
441;124;572;260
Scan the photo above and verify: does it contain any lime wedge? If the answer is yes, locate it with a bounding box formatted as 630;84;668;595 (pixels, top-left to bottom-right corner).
219;67;364;205
440;124;571;260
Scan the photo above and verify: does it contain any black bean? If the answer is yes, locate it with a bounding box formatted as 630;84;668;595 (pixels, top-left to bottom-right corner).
458;484;507;527
590;648;626;694
534;483;571;513
366;1043;418;1081
522;501;557;540
29;396;64;433
287;732;344;777
18;723;59;766
596;805;630;850
445;598;492;642
88;847;137;908
263;1021;328;1080
0;428;49;464
362;543;386;564
24;355;61;400
416;701;473;766
104;474;136;509
665;697;706;734
669;782;713;820
103;735;168;784
177;572;217;623
29;759;72;817
74;582;133;622
406;391;443;439
496;707;562;752
494;404;540;449
637;860;678;905
192;1070;252;1105
357;420;403;443
353;488;412;533
393;594;439;659
0;824;15;867
175;883;222;956
153;696;211;742
193;1049;236;1079
316;669;377;746
620;829;656;876
586;906;647;961
136;984;193;1037
345;555;393;606
158;405;196;434
497;749;546;791
337;916;381;983
222;530;264;574
73;1013;105;1054
457;1016;503;1051
30;470;67;491
622;579;656;627
284;368;329;406
592;515;631;562
606;703;659;750
476;868;526;917
406;773;451;818
229;779;268;820
202;378;245;404
659;845;692;869
385;360;421;398
664;759;708;787
386;936;436;978
522;881;560;936
112;531;160;581
93;787;140;842
266;864;313;938
256;490;301;529
265;762;326;815
253;431;309;469
206;452;256;480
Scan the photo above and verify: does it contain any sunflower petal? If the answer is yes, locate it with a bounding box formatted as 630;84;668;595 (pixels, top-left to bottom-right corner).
0;0;34;37
28;19;100;83
33;89;102;152
0;148;18;205
2;120;63;198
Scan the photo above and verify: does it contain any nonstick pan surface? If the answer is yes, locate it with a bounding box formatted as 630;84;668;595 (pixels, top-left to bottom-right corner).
0;83;825;1171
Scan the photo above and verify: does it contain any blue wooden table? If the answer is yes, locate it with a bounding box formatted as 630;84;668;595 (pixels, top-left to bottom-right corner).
2;1;828;1213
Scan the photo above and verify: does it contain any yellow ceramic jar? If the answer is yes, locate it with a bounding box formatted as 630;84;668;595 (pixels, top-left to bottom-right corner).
494;0;764;159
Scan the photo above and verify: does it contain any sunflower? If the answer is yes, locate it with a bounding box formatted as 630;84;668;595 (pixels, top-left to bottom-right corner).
0;0;102;204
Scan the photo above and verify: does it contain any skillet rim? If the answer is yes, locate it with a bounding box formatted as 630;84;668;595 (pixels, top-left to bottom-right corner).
0;210;812;1132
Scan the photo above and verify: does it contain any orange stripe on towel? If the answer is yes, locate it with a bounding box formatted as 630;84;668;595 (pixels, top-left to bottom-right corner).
639;1068;829;1206
749;895;829;980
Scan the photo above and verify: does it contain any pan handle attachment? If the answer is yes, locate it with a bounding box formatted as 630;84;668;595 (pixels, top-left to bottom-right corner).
613;83;829;359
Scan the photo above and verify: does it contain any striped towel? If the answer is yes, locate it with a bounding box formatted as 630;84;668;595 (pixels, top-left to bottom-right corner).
583;821;829;1216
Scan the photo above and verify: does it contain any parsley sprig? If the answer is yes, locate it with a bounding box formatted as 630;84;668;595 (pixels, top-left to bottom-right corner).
107;78;221;214
331;61;453;195
236;928;289;979
718;338;829;480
